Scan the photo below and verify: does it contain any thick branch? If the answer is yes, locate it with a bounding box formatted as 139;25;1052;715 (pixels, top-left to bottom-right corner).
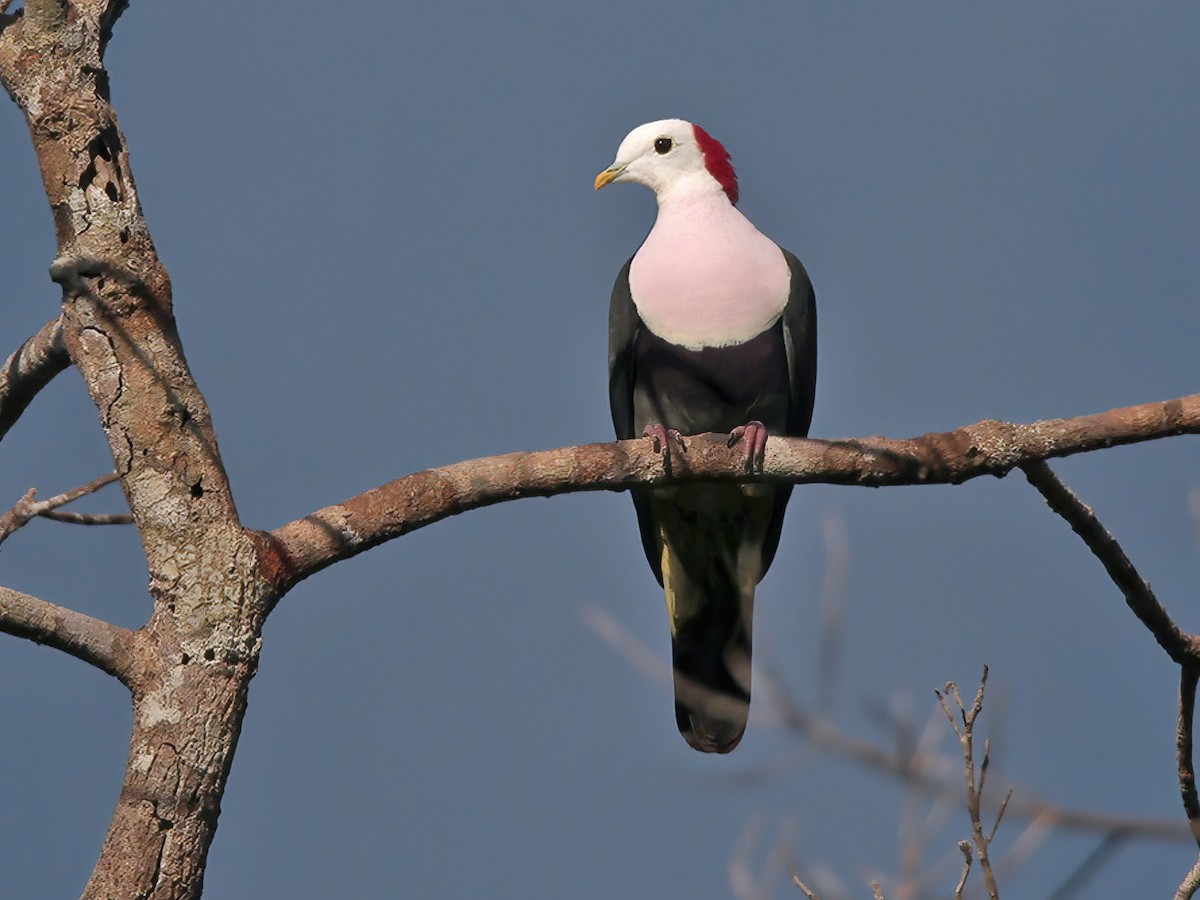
0;316;68;441
1022;461;1199;664
265;392;1200;588
0;585;137;683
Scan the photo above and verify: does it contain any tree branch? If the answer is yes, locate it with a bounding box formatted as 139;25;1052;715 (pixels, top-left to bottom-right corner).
0;316;68;441
1177;856;1200;900
265;392;1200;588
1179;664;1200;845
0;472;122;546
39;509;133;525
1022;461;1200;665
0;585;137;683
936;668;1001;899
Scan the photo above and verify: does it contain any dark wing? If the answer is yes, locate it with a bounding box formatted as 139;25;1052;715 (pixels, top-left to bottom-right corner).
607;256;639;440
760;248;817;576
779;248;817;438
607;257;665;583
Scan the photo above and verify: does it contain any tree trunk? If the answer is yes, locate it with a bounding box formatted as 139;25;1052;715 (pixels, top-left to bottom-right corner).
86;657;256;899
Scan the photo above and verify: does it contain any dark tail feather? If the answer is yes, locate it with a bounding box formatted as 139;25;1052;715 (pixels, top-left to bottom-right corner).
670;615;752;753
663;537;756;754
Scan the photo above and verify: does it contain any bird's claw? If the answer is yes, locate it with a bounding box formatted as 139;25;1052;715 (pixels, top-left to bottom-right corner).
728;420;768;472
643;423;686;465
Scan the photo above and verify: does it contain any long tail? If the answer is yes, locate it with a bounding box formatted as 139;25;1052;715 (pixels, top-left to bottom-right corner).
655;489;772;754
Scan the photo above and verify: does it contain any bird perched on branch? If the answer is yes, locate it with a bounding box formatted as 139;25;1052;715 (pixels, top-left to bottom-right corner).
596;119;817;753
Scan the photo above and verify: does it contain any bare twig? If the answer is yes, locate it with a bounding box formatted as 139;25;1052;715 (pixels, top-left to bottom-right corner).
0;585;137;682
1022;461;1200;898
791;873;820;898
953;841;972;899
989;788;1013;842
0;316;68;441
1023;460;1199;664
1178;664;1200;900
0;472;124;546
936;667;1001;899
38;510;133;525
1178;664;1200;844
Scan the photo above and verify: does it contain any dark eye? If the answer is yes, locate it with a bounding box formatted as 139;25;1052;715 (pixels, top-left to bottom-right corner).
654;137;673;154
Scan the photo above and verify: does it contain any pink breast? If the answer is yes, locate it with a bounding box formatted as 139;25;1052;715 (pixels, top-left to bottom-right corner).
630;203;789;350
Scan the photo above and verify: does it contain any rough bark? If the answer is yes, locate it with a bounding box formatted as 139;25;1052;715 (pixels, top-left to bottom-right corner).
1;7;275;897
0;316;67;441
1;4;1198;898
265;393;1200;587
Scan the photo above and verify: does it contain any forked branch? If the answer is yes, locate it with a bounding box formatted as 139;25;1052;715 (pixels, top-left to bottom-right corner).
936;668;1004;899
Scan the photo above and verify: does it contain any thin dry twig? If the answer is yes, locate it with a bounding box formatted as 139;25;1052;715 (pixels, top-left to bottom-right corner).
0;472;124;546
1179;664;1200;845
1022;461;1199;664
791;872;820;899
1178;665;1200;899
953;841;972;899
39;510;134;525
936;666;1001;899
1022;460;1200;897
990;788;1014;842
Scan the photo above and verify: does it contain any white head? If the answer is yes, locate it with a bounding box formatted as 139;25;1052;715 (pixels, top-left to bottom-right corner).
595;119;739;206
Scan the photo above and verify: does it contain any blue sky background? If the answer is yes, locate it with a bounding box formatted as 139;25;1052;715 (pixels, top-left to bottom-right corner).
2;2;1198;897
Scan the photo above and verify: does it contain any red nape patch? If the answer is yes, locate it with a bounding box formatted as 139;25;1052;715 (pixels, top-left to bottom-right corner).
692;124;739;205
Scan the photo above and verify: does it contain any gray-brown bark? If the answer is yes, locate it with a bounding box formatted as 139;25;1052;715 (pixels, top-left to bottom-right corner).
264;393;1200;587
1;4;1198;898
1;6;276;897
0;316;67;440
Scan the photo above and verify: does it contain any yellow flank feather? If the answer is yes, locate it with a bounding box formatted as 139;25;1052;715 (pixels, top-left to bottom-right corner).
660;536;678;635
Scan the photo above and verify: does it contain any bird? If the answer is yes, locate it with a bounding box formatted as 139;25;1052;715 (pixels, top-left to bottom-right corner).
595;119;816;753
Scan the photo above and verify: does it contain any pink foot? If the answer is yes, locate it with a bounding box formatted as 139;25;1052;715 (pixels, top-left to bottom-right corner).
728;420;768;472
643;423;686;468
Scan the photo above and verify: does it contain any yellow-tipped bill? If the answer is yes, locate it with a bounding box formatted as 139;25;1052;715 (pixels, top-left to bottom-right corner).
594;165;625;190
